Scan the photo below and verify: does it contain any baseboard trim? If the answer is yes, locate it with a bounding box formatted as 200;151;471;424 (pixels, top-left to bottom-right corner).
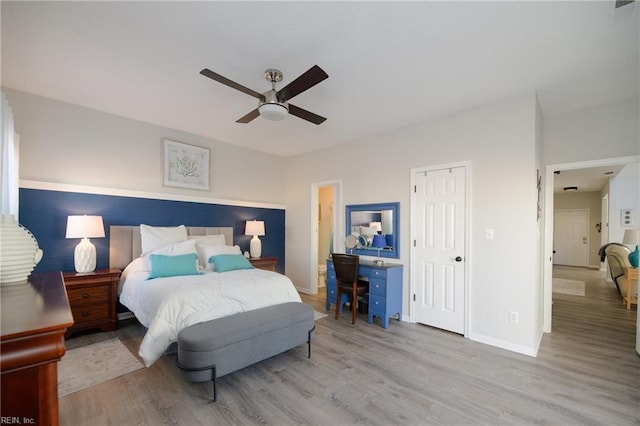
468;332;538;357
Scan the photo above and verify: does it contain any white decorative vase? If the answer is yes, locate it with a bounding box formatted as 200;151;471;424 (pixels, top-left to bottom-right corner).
0;214;44;286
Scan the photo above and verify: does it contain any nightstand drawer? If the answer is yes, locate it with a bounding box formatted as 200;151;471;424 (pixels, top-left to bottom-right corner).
71;304;109;324
67;285;110;305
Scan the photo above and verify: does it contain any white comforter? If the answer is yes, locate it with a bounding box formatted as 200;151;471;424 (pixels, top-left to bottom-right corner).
119;262;301;366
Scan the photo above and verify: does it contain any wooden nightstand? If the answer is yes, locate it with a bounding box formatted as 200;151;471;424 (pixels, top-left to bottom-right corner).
62;268;120;338
249;257;277;272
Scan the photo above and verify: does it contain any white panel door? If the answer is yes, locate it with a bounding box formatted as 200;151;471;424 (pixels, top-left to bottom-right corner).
413;166;466;334
553;210;588;266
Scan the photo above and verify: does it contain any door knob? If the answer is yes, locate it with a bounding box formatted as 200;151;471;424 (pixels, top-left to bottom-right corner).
455;256;463;262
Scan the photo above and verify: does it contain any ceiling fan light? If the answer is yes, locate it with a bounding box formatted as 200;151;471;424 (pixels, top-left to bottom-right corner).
259;103;288;121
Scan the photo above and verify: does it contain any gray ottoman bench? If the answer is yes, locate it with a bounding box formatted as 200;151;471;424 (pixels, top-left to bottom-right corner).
176;302;315;401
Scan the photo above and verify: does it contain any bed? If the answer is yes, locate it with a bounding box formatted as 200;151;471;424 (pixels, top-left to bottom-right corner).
109;225;302;367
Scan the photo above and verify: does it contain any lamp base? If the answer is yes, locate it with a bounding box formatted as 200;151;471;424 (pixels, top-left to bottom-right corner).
629;245;639;268
249;235;262;259
74;238;97;273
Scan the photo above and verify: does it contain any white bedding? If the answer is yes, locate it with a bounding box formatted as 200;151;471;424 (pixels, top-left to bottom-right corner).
119;260;302;366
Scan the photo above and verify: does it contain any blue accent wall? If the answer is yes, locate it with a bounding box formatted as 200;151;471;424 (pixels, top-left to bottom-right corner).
19;188;286;273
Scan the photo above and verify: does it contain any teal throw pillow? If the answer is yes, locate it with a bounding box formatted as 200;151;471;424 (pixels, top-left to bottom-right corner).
148;253;201;279
209;254;254;272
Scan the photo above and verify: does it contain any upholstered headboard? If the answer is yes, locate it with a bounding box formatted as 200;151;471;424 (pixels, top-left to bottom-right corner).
109;225;234;270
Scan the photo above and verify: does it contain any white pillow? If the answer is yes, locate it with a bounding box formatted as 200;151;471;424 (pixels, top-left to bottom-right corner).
140;224;187;254
142;239;197;271
202;245;242;271
123;257;147;274
188;234;226;246
189;235;227;268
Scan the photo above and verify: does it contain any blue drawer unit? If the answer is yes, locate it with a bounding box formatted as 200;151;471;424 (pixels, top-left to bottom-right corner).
325;260;350;313
325;259;403;328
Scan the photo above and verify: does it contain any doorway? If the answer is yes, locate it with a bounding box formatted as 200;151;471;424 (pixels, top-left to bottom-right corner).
543;155;640;332
310;180;341;295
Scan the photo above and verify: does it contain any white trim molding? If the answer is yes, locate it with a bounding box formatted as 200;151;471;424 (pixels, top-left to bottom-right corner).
19;179;286;210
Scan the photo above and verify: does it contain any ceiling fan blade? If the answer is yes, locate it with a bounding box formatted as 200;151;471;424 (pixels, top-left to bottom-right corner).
288;104;326;125
200;68;265;101
236;108;260;124
277;65;328;102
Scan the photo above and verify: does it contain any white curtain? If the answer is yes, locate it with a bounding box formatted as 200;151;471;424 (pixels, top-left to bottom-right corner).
1;91;19;219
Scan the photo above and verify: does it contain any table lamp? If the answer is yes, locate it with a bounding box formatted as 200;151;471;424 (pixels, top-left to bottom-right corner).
622;229;639;268
372;234;386;265
245;220;265;258
66;215;105;273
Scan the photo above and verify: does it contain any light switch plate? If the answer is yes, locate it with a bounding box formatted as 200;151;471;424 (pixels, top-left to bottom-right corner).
621;209;635;226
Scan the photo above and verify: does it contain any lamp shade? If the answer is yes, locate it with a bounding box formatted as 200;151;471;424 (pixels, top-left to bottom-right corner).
258;103;287;121
245;220;265;236
369;222;382;233
65;215;105;239
372;234;386;249
622;229;640;245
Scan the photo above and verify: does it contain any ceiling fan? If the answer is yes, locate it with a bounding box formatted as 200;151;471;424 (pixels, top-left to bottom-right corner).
200;65;328;125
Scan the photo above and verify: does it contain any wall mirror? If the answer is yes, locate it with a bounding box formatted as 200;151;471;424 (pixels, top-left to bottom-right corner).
345;202;399;259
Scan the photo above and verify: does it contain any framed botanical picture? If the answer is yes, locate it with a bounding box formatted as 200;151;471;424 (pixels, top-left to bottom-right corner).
163;139;210;190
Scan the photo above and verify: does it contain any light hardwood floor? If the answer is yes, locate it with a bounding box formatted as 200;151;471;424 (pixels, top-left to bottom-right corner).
60;267;639;425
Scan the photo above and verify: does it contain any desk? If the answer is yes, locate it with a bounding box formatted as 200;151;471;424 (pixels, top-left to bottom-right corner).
1;272;74;426
622;268;638;309
326;259;403;328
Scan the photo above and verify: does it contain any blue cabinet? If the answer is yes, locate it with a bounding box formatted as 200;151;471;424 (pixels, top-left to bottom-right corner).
326;259;403;328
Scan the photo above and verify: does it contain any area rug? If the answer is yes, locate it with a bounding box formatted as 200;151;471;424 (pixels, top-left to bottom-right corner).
552;278;586;296
58;338;144;397
314;310;328;320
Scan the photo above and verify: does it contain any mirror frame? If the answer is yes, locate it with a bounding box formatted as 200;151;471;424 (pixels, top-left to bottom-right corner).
345;202;400;259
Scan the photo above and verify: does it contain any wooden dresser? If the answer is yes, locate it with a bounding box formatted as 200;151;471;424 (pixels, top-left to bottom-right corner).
1;272;74;426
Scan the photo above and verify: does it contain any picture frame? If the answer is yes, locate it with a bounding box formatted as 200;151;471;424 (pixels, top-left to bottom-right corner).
163;139;210;190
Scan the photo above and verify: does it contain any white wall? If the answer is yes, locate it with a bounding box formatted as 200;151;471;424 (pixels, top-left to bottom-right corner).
285;92;542;354
3;88;287;205
543;97;639;164
609;163;640;243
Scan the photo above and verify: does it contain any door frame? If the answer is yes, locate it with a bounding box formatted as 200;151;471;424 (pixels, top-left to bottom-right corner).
600;194;609;271
542;155;639;333
310;180;342;295
410;160;471;337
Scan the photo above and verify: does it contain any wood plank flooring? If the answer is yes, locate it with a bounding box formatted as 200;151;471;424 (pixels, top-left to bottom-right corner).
60;267;639;425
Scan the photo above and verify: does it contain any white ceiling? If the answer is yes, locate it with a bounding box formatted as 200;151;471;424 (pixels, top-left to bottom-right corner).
1;1;638;158
553;164;625;194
